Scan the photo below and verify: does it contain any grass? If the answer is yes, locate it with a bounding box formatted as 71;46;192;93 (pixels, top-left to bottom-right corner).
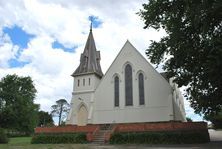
0;137;89;149
9;137;32;145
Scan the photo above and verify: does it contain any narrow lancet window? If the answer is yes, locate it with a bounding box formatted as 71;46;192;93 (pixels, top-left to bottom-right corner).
83;78;85;86
89;78;91;85
125;64;133;106
78;79;80;86
139;73;145;105
114;76;119;107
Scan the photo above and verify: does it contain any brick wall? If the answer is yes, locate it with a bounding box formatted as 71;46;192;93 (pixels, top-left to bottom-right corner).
35;124;99;134
34;122;208;142
115;121;207;132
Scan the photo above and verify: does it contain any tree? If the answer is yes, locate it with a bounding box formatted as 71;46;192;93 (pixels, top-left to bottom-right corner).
186;117;193;122
37;111;54;127
204;110;222;129
51;99;70;126
139;0;222;115
0;74;39;134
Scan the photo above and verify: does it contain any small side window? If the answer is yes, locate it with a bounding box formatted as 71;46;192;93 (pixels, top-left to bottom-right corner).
89;78;91;85
138;73;145;105
114;76;119;107
78;79;80;86
83;79;85;86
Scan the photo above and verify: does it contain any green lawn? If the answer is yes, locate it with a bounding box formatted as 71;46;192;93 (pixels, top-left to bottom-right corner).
9;137;32;145
0;137;89;149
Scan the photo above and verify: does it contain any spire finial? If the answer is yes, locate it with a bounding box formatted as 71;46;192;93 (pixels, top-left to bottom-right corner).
90;20;92;32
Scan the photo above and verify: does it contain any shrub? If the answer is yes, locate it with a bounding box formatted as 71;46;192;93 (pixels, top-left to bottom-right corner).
6;129;31;137
110;131;210;144
0;128;9;144
31;133;87;144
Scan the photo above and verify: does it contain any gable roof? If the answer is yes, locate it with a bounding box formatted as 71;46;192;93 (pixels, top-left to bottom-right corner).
95;40;171;91
72;29;103;78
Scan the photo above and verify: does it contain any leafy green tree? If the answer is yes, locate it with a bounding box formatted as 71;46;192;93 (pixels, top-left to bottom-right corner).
139;0;222;115
37;111;54;127
186;117;193;122
51;99;70;126
0;74;39;134
204;110;222;129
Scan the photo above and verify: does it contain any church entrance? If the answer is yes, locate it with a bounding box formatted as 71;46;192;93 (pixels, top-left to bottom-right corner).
77;105;88;126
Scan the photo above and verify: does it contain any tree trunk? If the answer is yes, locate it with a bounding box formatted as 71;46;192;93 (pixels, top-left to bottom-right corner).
58;104;63;126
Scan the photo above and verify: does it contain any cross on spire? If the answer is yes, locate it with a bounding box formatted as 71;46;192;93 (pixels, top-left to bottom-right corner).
72;20;103;78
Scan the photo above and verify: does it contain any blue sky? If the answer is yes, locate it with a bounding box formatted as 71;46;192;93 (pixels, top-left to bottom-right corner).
2;15;102;68
3;26;34;67
88;15;103;28
52;41;76;52
3;26;35;49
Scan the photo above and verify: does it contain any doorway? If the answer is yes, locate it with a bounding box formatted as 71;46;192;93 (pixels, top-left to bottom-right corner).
77;104;88;126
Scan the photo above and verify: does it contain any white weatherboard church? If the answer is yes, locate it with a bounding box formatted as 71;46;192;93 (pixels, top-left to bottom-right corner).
66;27;186;126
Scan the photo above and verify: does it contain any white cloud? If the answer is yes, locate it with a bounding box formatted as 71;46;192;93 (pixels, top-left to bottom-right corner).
0;0;200;121
0;32;19;68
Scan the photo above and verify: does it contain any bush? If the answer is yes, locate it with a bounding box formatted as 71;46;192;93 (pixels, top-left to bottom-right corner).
6;129;31;137
0;128;9;144
110;131;210;144
31;133;87;144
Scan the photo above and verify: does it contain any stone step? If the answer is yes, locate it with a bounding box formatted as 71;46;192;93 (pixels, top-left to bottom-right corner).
99;130;110;132
92;141;104;144
94;140;104;142
95;132;106;134
94;134;104;136
91;126;114;144
94;137;104;139
94;138;104;141
94;135;104;138
94;137;104;140
93;140;104;142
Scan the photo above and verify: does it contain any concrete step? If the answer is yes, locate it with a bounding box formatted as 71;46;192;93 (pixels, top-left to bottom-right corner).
94;134;104;137
99;130;110;132
93;140;104;142
91;126;114;144
92;141;104;144
94;138;104;141
94;137;104;140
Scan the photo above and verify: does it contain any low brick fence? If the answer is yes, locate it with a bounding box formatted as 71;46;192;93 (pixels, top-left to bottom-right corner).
104;121;208;142
115;121;208;132
34;121;208;142
35;124;99;134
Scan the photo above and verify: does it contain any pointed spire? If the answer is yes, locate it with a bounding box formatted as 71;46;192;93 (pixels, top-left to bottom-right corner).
90;21;92;32
72;24;103;78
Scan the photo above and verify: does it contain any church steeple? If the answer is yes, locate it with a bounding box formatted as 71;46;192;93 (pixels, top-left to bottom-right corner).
90;21;92;32
72;26;103;78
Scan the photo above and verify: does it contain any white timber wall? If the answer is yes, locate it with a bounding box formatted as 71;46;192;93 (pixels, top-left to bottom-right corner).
92;41;175;124
66;74;101;125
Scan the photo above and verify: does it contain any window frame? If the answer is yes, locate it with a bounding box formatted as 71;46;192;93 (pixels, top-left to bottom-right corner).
125;64;133;106
138;73;145;105
114;75;120;107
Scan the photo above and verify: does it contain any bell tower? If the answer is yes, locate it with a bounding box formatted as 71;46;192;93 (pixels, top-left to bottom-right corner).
66;25;103;125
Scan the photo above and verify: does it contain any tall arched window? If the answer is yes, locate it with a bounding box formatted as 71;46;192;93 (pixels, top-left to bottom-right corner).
138;73;145;105
125;64;133;106
114;76;119;107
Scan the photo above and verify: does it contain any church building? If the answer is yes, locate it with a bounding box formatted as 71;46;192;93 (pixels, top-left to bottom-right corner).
66;27;186;126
